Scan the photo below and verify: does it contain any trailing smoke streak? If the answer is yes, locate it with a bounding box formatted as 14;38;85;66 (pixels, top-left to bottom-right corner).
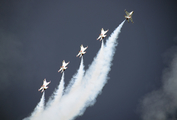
51;20;125;120
29;56;86;120
67;57;85;93
54;39;105;120
46;73;65;107
82;20;126;107
65;57;85;94
24;20;125;120
24;92;45;120
64;20;126;119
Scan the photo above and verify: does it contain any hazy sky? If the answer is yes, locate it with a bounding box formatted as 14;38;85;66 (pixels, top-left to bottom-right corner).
0;0;177;120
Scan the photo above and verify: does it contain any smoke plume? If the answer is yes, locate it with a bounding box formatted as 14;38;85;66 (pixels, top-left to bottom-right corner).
24;20;125;120
141;47;177;120
24;92;45;120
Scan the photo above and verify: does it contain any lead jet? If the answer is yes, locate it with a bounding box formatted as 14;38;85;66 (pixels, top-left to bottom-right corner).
76;44;88;58
58;60;70;73
124;9;134;23
97;28;109;41
38;79;51;93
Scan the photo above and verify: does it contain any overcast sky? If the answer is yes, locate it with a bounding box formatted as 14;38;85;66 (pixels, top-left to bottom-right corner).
0;0;177;120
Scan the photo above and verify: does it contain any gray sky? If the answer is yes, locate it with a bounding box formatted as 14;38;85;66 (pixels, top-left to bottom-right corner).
0;0;177;120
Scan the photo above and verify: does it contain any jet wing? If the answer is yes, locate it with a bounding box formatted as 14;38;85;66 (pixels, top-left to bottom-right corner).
103;30;108;34
43;79;50;86
125;9;129;15
45;81;51;86
65;61;69;66
76;52;81;57
38;86;43;91
62;60;69;66
97;35;101;40
58;67;62;72
81;45;88;51
83;46;88;51
101;28;108;35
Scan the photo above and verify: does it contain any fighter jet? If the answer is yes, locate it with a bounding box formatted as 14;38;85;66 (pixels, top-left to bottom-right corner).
58;60;70;73
38;79;51;93
124;9;134;23
97;28;109;41
76;44;88;58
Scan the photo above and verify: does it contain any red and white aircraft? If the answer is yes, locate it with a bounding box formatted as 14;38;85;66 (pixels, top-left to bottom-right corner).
38;79;51;92
124;9;134;23
97;28;109;41
58;60;70;73
76;44;88;58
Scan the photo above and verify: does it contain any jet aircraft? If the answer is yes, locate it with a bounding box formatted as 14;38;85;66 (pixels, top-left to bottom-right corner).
76;44;88;58
58;60;70;73
124;9;134;23
38;79;51;92
97;28;109;41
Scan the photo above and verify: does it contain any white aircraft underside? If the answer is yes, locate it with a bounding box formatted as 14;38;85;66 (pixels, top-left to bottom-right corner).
124;9;134;23
97;28;109;41
58;60;70;73
76;44;88;58
38;79;51;92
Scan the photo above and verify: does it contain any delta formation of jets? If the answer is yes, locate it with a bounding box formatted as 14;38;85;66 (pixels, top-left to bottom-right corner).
38;9;134;92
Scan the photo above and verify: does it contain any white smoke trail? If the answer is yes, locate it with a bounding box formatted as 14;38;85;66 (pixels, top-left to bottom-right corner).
24;20;125;120
46;72;65;107
54;39;105;120
28;56;85;120
65;57;85;94
23;92;45;120
50;20;125;120
65;20;126;119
